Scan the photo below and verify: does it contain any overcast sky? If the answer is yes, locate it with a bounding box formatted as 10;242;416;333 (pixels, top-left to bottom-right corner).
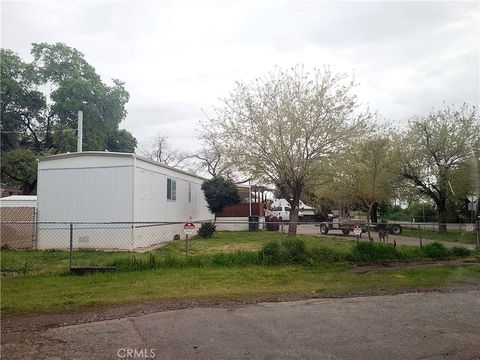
1;0;478;152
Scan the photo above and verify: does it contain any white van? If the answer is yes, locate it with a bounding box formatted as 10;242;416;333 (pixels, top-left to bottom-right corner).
270;199;305;221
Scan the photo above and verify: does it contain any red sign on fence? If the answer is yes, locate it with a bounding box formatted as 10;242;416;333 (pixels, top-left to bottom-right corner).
183;222;195;235
353;224;362;236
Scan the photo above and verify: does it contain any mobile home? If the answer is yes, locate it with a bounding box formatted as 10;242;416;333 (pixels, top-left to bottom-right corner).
37;152;213;250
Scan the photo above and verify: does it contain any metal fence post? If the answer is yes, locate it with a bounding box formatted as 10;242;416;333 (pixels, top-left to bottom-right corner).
31;207;37;250
69;223;73;270
185;234;189;259
476;218;479;250
418;224;423;248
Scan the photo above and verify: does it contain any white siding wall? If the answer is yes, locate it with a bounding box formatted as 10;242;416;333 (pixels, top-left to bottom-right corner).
132;159;213;248
38;162;134;222
37;155;134;249
133;159;212;222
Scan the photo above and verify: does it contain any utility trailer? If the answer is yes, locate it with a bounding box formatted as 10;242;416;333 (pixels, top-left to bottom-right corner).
316;218;402;235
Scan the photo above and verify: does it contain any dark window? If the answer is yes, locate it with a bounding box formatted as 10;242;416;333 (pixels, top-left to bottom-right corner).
167;178;176;201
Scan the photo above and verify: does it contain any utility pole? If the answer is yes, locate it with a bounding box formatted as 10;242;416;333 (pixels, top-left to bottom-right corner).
77;111;83;152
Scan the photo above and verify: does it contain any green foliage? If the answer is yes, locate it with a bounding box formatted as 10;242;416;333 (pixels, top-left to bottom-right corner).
309;246;345;262
198;222;216;238
0;148;40;193
110;251;259;271
451;247;471;257
2;232;474;277
106;129;137;153
400;104;479;230
259;239;312;265
380;201;438;222
258;241;281;263
201;176;241;216
282;239;312;264
347;242;404;263
0;43;137;192
209;252;259;267
421;242;450;259
207;66;369;236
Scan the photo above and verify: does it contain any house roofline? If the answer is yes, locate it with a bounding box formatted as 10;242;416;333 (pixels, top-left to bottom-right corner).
37;151;207;181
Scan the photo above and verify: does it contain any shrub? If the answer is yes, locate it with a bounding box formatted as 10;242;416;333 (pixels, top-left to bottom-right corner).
259;241;281;264
282;239;311;264
198;222;216;238
347;242;404;263
259;239;312;265
310;246;345;263
421;242;449;259
451;247;471;257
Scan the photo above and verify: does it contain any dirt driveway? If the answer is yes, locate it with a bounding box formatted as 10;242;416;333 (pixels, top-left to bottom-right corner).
2;289;480;360
292;224;476;249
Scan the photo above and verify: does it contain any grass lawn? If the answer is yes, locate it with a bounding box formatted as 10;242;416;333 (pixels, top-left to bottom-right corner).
161;231;354;256
2;263;480;315
401;228;477;244
1;231;354;275
2;231;478;315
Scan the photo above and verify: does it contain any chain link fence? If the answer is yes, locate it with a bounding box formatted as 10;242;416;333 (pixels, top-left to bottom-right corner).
1;219;478;275
0;207;36;249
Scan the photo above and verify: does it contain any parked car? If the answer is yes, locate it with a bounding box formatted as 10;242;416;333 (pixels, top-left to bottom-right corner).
271;205;304;221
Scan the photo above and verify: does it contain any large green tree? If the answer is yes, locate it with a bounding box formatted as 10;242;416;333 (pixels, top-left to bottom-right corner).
1;43;137;193
315;132;402;238
207;66;368;236
400;104;479;233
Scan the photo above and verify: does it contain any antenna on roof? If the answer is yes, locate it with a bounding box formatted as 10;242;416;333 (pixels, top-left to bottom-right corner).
77;111;83;152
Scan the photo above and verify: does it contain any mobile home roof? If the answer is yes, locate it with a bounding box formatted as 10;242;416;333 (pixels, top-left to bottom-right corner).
38;152;207;181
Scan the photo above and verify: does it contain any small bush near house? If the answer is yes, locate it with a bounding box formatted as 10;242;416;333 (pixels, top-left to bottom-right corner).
347;242;404;263
421;242;450;260
198;222;216;238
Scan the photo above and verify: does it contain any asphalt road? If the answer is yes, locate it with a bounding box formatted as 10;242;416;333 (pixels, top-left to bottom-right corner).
3;290;480;360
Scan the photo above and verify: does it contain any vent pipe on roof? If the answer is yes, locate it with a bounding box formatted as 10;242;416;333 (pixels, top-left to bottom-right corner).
77;111;83;152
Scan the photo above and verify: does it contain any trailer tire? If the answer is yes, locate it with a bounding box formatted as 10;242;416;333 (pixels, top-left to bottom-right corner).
342;229;350;235
390;224;402;235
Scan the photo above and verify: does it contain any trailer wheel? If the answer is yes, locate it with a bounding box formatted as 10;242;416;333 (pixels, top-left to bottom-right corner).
320;224;329;235
342;229;350;235
390;224;402;235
